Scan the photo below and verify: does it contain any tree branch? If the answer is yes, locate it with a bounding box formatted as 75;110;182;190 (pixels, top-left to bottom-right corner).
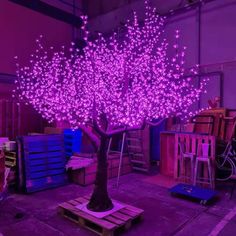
93;119;108;137
92;117;165;138
106;121;146;136
78;125;100;149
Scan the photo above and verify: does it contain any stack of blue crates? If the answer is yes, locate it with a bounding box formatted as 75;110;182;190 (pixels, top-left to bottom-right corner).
63;129;82;158
19;134;67;193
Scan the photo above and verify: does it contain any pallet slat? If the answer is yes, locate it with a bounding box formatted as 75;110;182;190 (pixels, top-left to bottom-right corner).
104;216;125;225
110;212;130;221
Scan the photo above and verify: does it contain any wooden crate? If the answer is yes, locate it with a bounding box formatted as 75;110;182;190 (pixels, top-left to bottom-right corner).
70;156;132;186
69;160;98;186
108;163;132;179
58;196;144;236
160;132;176;177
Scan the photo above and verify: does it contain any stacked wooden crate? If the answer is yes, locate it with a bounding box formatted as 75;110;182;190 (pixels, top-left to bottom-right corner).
108;153;132;178
17;134;67;193
71;161;97;186
70;154;132;186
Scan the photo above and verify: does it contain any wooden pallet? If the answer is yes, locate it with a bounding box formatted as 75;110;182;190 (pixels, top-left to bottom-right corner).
17;134;67;193
58;196;144;236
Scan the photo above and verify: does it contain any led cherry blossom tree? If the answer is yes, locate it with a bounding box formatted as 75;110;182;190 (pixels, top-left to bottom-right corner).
14;2;207;212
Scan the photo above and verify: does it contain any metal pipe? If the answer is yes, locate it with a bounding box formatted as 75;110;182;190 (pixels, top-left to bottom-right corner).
57;0;82;11
116;132;126;188
197;2;202;109
162;0;217;17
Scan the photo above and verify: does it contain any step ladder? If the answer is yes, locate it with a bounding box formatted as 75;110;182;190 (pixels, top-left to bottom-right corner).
107;133;126;187
107;128;150;187
126;128;150;173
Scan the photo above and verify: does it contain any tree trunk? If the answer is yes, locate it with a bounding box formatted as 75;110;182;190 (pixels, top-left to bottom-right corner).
87;135;113;212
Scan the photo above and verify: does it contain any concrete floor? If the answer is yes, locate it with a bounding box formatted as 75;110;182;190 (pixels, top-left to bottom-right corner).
0;173;236;236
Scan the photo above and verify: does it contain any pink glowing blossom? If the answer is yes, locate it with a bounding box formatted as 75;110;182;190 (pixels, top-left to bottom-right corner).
14;1;207;132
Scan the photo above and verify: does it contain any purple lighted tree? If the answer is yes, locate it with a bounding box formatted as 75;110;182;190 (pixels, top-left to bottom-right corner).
14;2;207;212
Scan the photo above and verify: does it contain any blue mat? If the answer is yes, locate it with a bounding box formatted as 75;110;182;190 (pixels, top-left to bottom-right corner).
169;184;217;202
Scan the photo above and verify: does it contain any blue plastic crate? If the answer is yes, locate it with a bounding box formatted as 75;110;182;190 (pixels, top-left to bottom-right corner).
19;134;67;193
25;174;67;193
63;129;82;157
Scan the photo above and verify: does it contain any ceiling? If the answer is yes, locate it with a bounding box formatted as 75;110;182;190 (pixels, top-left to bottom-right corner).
82;0;201;18
40;0;202;18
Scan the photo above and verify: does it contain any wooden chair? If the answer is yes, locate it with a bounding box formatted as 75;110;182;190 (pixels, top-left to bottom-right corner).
178;141;195;183
175;133;216;188
194;143;214;189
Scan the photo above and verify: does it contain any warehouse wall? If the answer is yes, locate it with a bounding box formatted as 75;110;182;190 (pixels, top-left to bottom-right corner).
165;0;236;109
88;0;236;109
0;0;74;75
0;0;77;137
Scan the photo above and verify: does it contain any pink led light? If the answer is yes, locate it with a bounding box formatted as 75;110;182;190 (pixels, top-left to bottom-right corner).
14;2;208;131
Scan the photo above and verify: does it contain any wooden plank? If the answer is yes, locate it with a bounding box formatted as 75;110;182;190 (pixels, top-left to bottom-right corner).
111;212;131;222
68;199;80;206
74;197;88;204
132;166;149;172
119;208;139;218
83;195;91;200
104;215;124;225
160;132;176;177
125;205;144;215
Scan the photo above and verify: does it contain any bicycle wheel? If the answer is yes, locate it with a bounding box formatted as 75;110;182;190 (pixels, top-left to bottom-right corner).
216;155;234;181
